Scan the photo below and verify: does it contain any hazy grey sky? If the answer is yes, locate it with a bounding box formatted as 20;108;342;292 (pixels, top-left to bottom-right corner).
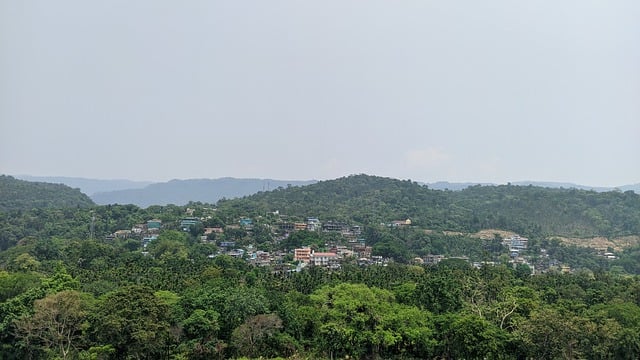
1;1;638;187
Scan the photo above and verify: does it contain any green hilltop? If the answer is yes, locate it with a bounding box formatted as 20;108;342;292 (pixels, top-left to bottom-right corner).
2;175;640;359
218;174;640;239
0;175;95;211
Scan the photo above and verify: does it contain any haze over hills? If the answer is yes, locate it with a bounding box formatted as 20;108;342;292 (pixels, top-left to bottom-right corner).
14;175;153;196
3;172;640;242
4;173;639;238
425;181;640;192
90;178;317;207
7;174;639;208
2;178;640;359
511;181;640;193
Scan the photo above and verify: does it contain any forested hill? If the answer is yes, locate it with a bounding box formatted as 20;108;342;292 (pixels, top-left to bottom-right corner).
218;174;640;238
0;175;95;211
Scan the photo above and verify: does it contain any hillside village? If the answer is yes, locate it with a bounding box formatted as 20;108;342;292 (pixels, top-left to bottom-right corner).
2;174;636;276
2;175;640;359
106;206;619;275
3;1;639;356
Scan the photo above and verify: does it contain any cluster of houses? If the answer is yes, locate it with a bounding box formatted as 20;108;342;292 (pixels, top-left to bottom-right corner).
106;212;600;275
111;215;529;271
503;234;529;258
215;242;382;270
106;213;387;269
502;234;536;274
277;218;362;238
107;219;163;249
291;241;379;269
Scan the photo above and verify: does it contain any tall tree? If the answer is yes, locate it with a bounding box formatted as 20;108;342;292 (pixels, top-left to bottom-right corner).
90;285;171;359
231;313;283;358
14;290;91;360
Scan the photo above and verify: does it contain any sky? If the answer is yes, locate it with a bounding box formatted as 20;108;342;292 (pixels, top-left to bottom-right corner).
1;1;639;187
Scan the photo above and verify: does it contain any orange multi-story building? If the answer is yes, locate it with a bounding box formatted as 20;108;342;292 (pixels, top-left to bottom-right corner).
294;247;312;262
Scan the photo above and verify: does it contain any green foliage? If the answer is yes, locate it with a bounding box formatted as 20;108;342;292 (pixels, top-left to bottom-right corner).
0;175;95;212
14;290;92;360
148;230;190;260
0;270;42;302
435;313;510;359
178;308;222;359
280;230;323;250
305;283;436;358
183;309;220;339
220;286;271;336
0;239;638;359
0;265;80;357
616;244;640;274
89;285;172;359
231;313;283;358
414;267;465;314
1;175;640;359
220;175;640;238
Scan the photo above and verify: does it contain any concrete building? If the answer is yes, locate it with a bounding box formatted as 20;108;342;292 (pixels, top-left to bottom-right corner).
311;252;339;267
294;247;312;262
180;217;199;231
147;219;162;230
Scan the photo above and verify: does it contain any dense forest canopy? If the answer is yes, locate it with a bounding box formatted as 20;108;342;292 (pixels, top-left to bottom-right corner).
1;174;640;359
218;174;640;238
0;175;95;212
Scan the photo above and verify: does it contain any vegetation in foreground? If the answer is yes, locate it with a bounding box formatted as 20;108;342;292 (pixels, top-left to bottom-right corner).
1;174;640;359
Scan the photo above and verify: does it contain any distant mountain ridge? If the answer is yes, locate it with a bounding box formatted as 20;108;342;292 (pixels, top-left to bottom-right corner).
10;175;638;208
15;175;153;196
426;180;639;193
91;178;317;207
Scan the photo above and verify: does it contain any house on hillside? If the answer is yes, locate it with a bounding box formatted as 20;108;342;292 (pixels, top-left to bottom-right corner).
311;252;340;268
180;217;199;231
294;247;312;262
279;223;295;232
142;235;158;249
423;254;445;265
351;244;372;259
113;230;132;239
503;235;528;250
251;251;272;266
204;227;224;236
228;249;245;259
322;222;349;232
330;245;354;258
132;224;146;234
307;217;320;231
390;219;412;227
147;219;162;234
